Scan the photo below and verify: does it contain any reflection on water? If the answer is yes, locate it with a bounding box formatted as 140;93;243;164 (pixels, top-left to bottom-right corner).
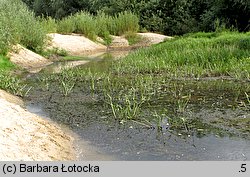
40;49;132;74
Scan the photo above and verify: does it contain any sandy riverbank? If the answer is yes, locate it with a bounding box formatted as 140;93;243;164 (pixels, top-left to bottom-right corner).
0;90;75;161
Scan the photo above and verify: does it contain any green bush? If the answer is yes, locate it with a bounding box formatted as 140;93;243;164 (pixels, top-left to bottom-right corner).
95;13;111;37
113;11;139;36
0;0;46;53
39;16;57;33
56;11;139;41
74;12;97;40
57;15;76;34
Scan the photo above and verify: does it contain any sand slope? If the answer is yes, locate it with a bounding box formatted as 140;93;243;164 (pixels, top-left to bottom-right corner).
137;32;173;46
8;44;52;73
0;90;75;161
47;33;107;55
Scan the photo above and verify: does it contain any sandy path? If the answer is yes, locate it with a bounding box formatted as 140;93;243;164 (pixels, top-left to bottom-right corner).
0;90;75;161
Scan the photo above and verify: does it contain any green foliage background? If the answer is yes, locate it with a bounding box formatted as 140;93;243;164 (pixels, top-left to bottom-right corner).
22;0;250;35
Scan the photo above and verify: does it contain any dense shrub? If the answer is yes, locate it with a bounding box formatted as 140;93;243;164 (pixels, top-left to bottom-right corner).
0;0;46;54
55;11;139;41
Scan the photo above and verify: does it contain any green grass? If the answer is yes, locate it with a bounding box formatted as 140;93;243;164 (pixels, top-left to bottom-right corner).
113;32;250;79
0;55;15;72
0;72;31;97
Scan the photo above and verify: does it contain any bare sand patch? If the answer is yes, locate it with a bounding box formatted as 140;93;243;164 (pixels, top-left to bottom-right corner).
109;35;129;48
137;32;173;46
109;33;172;48
0;89;24;107
47;33;107;55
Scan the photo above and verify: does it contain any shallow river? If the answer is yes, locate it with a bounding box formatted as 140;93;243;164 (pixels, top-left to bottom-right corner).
25;49;250;161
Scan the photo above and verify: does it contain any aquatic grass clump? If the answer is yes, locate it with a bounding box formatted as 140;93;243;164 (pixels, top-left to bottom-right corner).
0;45;31;97
0;73;31;97
105;86;148;121
58;69;78;96
95;74;157;121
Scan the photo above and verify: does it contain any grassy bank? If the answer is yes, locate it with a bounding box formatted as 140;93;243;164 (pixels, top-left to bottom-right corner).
113;31;250;79
0;55;15;72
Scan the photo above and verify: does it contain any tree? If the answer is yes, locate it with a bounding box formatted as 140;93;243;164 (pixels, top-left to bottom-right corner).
200;0;250;32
